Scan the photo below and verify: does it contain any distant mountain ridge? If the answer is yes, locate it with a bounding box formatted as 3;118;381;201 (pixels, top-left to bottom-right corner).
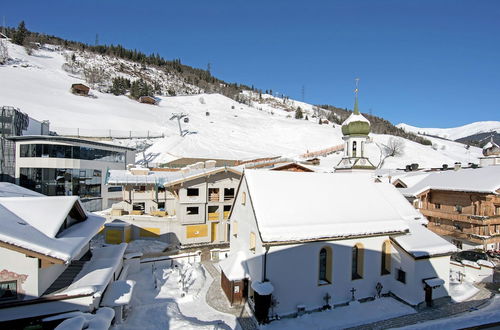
397;121;500;146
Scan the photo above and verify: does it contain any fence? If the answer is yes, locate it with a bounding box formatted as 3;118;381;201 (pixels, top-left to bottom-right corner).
51;126;165;139
300;144;344;159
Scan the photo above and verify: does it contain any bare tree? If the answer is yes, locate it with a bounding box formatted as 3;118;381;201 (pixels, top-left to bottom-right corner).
376;137;405;168
383;137;405;157
0;39;8;64
84;65;109;86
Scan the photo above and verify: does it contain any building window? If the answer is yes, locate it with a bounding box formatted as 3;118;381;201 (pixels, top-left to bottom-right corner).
352;141;357;157
318;247;332;285
187;188;199;197
381;241;391;275
107;186;122;192
186;206;199;215
249;232;256;252
19;168;102;198
0;281;17;301
133;202;145;211
435;203;441;209
224;188;235;201
455;205;463;214
495;205;500;216
233;221;238;237
352;243;364;280
242;192;246;205
157;202;165;209
396;269;406;284
19;143;125;163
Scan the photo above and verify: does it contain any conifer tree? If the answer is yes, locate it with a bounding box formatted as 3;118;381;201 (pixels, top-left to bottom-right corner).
295;107;303;119
13;21;28;45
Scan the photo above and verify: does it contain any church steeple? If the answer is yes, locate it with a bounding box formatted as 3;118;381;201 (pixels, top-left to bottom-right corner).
335;78;376;172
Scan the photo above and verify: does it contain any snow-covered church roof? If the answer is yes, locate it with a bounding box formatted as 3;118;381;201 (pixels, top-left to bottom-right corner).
401;166;500;197
244;170;418;243
0;184;105;263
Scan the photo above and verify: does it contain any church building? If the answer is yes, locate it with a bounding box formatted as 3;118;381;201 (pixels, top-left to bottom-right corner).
220;85;456;324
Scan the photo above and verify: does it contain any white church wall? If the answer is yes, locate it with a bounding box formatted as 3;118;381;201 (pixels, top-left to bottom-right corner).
264;236;396;316
228;178;264;281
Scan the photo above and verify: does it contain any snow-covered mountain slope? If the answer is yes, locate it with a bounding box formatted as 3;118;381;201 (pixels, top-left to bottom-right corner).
0;41;483;169
397;122;500;141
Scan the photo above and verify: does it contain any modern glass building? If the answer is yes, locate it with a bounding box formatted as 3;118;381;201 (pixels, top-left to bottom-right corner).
10;136;136;211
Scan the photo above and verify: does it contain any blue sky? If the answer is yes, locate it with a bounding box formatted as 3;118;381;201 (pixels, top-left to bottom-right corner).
2;1;499;127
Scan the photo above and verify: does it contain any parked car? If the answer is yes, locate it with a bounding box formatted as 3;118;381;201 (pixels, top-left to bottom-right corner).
451;250;489;263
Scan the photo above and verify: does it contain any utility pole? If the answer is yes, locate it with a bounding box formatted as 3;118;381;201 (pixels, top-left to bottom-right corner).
170;113;188;136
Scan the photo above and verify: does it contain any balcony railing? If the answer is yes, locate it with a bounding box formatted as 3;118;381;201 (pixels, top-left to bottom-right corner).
420;209;500;224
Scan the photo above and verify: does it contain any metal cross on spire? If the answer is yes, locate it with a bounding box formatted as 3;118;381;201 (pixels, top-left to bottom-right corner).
353;78;360;115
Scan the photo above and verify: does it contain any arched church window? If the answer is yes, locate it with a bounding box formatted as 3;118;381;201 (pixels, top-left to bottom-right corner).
352;141;357;157
352;243;364;280
381;240;391;275
318;247;332;285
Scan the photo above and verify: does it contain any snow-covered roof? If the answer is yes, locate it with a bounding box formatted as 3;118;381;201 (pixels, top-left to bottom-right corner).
391;172;431;189
0;195;105;263
218;251;248;281
244;170;419;243
401;166;500;197
107;166;241;186
392;222;457;258
342;112;370;126
0;182;43;197
55;243;127;297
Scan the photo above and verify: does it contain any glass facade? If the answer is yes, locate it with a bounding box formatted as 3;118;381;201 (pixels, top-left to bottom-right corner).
19;143;126;163
20;168;102;198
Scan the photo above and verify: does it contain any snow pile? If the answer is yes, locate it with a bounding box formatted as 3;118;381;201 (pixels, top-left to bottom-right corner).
262;297;416;330
449;282;479;302
101;280;136;307
157;260;206;301
54;307;115;330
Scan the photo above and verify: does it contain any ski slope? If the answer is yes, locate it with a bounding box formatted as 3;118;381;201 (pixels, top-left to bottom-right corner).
0;41;484;168
397;122;500;141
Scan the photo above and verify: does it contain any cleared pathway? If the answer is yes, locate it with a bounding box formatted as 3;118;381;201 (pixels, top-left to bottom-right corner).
202;261;257;330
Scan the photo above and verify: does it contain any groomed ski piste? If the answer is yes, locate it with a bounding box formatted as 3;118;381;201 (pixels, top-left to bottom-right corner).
0;40;484;169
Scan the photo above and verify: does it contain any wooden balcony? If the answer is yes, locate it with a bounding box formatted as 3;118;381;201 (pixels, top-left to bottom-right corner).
421;209;500;225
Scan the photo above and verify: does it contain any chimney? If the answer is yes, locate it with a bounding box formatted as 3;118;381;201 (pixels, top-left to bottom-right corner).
454;162;461;171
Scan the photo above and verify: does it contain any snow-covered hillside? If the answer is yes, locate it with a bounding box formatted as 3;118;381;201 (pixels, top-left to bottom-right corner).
397;122;500;141
0;40;484;169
